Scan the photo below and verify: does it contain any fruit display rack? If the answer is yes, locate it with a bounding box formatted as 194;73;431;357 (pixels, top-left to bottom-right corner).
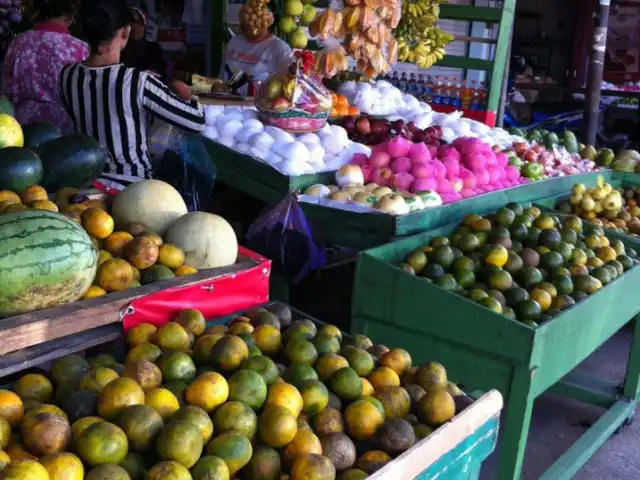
351;213;640;479
303;171;609;250
0;249;270;379
204;138;335;204
171;303;504;480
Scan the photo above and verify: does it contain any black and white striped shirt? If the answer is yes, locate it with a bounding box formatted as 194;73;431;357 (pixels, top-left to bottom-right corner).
59;63;205;190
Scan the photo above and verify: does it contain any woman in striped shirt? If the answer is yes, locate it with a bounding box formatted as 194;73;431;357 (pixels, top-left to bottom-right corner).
59;0;206;191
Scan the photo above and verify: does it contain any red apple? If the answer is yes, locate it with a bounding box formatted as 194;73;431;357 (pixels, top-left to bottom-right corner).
355;116;371;136
271;97;291;111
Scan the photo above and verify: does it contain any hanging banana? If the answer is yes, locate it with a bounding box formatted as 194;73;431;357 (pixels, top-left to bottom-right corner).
395;0;454;69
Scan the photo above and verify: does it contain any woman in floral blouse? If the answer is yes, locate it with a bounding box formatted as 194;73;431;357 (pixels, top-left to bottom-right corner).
3;0;88;133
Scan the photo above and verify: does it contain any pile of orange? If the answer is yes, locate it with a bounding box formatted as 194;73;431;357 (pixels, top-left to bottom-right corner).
330;94;360;118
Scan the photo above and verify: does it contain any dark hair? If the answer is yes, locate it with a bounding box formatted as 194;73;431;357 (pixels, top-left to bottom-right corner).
80;0;134;53
28;0;77;22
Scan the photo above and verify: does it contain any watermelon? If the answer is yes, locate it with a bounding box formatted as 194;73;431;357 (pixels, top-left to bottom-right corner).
22;122;62;149
0;147;43;192
35;135;107;190
0;210;98;317
0;96;15;117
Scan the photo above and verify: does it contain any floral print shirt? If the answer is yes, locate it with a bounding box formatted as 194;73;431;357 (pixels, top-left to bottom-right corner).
3;23;89;134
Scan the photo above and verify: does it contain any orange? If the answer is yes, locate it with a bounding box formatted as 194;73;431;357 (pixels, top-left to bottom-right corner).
0;200;21;213
14;373;53;403
174;309;206;336
158;243;186;269
2;203;27;213
145;388;180;422
80;367;119;394
330;107;338;117
336;105;349;117
0;391;24;427
83;285;107;299
126;323;157;347
529;288;552;311
336;95;349;107
361;378;374;396
259;405;298;448
344;399;384;440
175;264;198;276
348;106;360;116
185;372;229;413
82;208;115;239
283;430;322;470
20;185;48;204
265;382;303;417
0;190;20;204
104;231;134;257
30;200;58;212
379;348;412;375
252;325;282;356
367;367;401;391
124;236;159;270
315;354;349;382
97;258;134;292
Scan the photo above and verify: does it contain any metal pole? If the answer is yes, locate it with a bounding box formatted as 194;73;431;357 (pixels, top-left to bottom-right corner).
583;0;610;145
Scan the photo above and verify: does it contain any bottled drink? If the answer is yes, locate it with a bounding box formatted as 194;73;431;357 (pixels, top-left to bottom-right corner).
391;71;399;88
441;77;451;105
432;77;443;104
452;80;462;109
461;80;474;109
417;74;425;99
399;72;408;92
408;73;416;94
472;82;487;111
425;75;434;103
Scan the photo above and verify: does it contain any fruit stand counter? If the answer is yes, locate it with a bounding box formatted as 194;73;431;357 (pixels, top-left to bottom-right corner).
204;138;335;205
200;304;504;480
304;171;611;250
351;216;640;479
0;247;271;378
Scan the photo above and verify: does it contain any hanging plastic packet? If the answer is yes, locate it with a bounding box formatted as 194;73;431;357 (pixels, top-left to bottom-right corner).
244;192;326;283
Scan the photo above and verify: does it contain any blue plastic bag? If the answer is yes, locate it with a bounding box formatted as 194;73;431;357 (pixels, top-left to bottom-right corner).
245;192;326;283
150;122;217;212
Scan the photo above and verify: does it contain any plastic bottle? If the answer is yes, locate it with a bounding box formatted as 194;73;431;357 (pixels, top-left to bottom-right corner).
408;73;416;94
432;77;443;105
461;80;474;109
479;82;488;110
425;75;434;103
389;71;397;87
417;74;425;99
399;72;408;92
452;80;462;109
441;77;451;105
470;80;481;111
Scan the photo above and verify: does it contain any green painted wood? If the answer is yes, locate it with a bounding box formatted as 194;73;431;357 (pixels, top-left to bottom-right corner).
352;205;640;480
204;138;336;203
416;416;500;479
437;56;494;72
487;0;516;112
549;370;619;408
623;315;640;399
439;4;504;22
539;398;637;480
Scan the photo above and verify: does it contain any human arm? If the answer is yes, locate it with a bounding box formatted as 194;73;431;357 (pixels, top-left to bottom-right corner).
142;74;205;133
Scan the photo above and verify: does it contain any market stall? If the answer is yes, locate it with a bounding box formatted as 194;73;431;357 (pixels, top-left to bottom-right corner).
351;199;640;479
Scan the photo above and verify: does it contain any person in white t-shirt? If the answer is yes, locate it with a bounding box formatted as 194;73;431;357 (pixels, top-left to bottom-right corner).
220;3;293;95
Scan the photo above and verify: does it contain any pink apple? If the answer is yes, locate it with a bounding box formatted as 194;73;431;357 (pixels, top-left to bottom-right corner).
412;162;435;179
432;160;447;180
351;153;369;166
450;177;464;193
371;167;393;186
408;142;432;164
361;165;373;183
391;172;415;191
390;156;412;174
413;177;439;192
369;150;391;168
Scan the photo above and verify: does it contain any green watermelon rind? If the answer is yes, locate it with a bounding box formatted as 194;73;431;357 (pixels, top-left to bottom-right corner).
0;147;44;193
22;122;62;150
0;210;98;317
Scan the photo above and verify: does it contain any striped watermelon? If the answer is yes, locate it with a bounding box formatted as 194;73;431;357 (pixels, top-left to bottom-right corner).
0;210;98;317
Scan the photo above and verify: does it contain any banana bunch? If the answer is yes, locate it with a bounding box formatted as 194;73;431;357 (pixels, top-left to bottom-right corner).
394;0;454;68
401;0;442;20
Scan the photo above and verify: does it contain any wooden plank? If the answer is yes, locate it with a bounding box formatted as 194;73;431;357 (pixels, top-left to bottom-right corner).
550;370;620;408
368;390;503;479
440;4;503;22
437;55;494;72
539;398;636;480
0;260;257;356
487;0;516;112
0;324;122;379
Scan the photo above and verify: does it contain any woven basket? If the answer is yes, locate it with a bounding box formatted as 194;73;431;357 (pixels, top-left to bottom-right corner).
259;109;330;134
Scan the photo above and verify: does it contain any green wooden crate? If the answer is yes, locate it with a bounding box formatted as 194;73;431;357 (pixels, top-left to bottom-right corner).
303;171;611;249
351;219;640;480
204;138;336;204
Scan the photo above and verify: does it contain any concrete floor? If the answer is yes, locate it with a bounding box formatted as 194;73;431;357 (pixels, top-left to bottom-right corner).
480;324;640;479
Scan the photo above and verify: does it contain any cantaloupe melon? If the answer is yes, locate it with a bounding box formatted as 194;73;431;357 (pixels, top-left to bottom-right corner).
111;180;187;235
165;212;238;269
